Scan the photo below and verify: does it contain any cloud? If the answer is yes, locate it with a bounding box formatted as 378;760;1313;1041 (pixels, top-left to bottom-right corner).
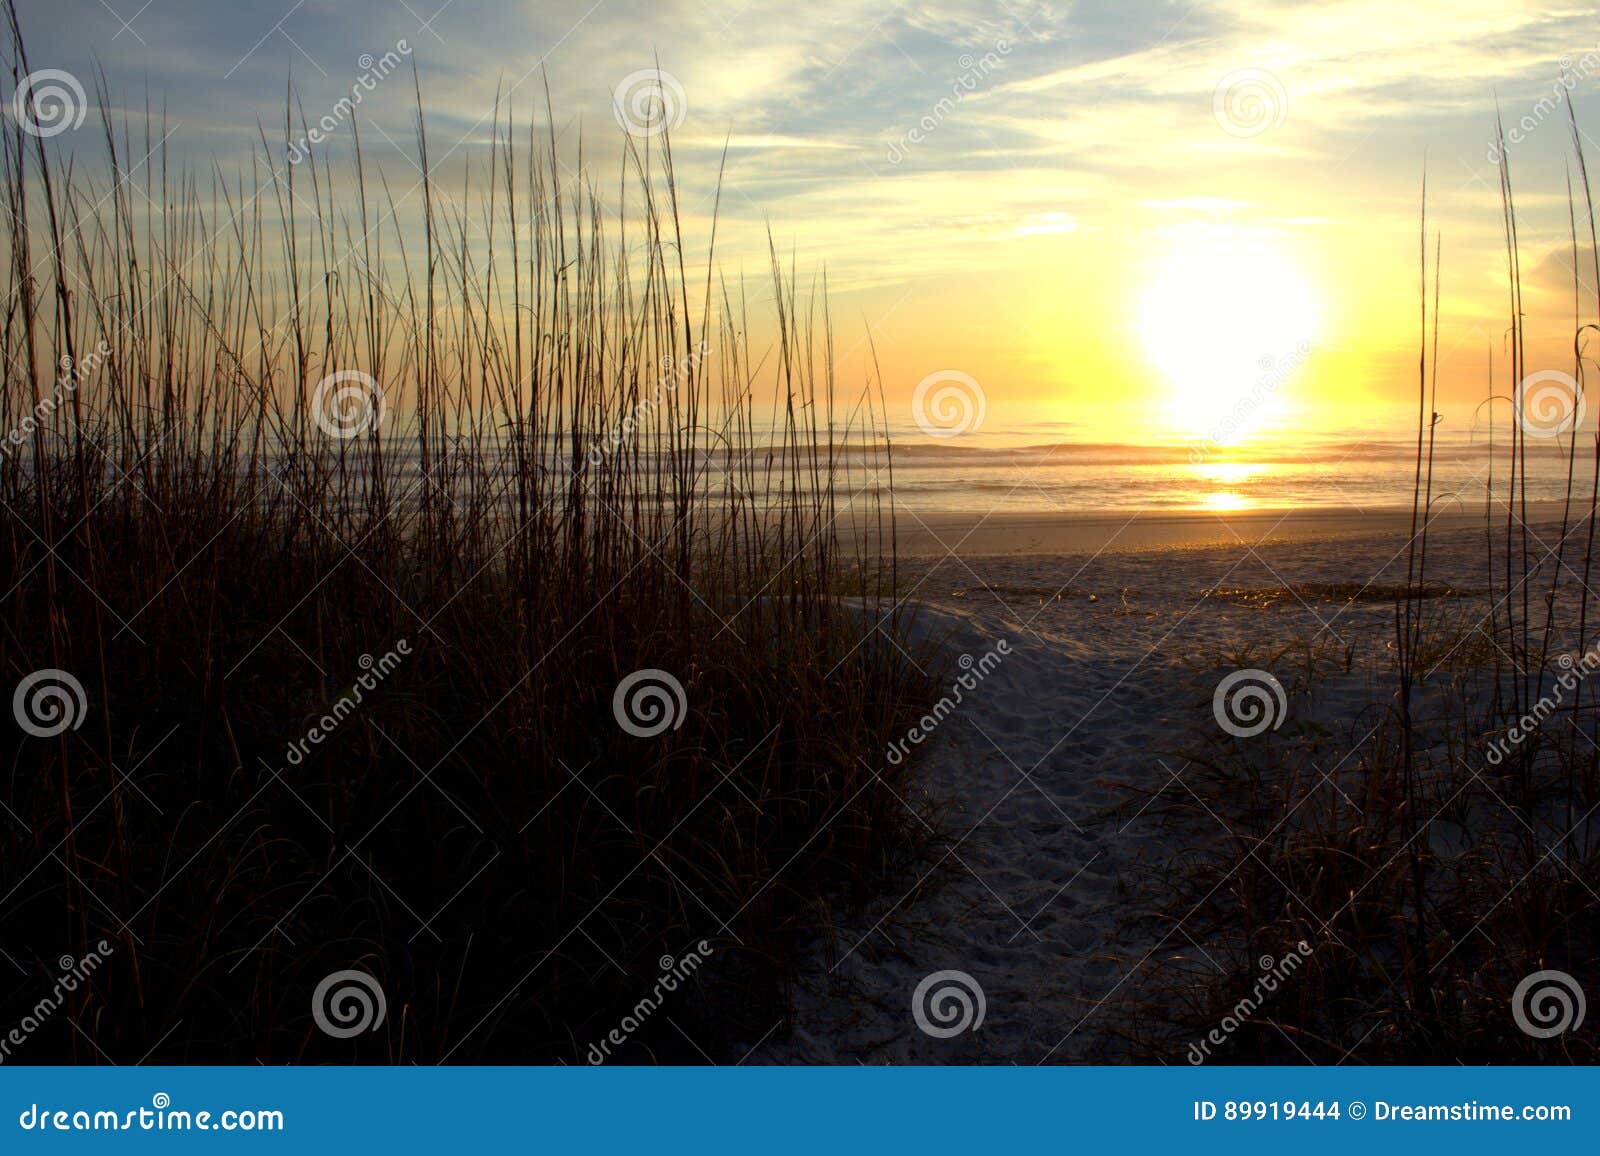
1527;242;1600;299
12;0;1600;408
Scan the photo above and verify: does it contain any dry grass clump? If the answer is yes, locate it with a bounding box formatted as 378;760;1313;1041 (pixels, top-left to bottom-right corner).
0;6;931;1062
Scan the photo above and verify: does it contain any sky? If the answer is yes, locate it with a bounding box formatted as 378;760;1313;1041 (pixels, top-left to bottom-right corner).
10;0;1600;446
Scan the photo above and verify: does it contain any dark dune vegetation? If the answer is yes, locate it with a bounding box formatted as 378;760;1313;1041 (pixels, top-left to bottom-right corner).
0;4;931;1063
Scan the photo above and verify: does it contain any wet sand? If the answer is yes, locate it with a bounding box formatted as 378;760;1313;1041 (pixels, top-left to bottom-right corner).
885;501;1570;557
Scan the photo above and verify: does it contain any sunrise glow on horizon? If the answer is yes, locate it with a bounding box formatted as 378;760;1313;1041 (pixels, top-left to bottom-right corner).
14;1;1600;451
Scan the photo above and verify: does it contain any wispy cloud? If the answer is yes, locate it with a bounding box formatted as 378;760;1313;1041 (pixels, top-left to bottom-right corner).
10;0;1600;410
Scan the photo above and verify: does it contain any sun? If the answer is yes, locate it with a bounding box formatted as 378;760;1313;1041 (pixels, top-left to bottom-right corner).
1138;227;1318;442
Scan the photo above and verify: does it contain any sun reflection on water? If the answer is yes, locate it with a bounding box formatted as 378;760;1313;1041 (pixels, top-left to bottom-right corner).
1202;490;1252;512
1190;458;1275;512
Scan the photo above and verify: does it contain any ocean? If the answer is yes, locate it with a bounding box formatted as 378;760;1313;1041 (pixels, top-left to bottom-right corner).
839;425;1599;516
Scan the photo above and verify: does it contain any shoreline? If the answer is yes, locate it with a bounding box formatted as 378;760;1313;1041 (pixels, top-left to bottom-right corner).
879;500;1576;557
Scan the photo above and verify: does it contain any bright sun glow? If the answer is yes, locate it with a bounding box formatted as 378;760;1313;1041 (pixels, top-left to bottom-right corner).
1139;227;1318;442
1190;460;1274;513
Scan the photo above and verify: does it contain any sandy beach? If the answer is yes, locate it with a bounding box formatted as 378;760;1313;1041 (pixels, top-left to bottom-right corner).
749;511;1559;1062
885;501;1575;557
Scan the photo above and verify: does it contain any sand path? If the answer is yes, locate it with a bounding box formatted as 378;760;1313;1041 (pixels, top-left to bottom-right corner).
748;517;1531;1061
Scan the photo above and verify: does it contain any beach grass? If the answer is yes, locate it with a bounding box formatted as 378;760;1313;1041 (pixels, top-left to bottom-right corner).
0;5;933;1062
